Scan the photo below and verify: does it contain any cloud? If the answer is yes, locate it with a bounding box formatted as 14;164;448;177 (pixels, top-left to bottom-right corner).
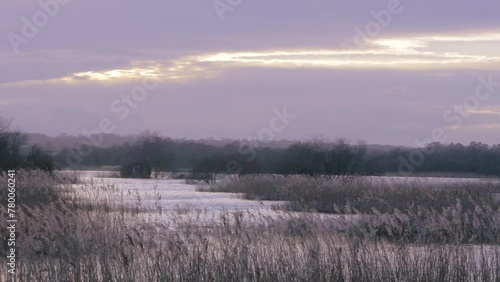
467;108;500;117
2;30;499;88
2;1;500;146
200;31;500;70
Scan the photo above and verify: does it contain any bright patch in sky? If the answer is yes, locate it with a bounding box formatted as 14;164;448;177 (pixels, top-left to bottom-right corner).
3;31;500;86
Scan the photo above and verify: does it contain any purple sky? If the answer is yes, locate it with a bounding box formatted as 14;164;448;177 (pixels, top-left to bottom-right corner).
1;0;500;146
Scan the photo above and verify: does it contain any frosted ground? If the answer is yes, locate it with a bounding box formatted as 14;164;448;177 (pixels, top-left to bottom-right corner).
69;171;500;211
63;170;500;228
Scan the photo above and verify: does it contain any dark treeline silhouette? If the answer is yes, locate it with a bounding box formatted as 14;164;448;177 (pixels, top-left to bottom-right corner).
0;118;54;173
26;132;296;151
278;141;367;178
49;131;500;178
52;132;367;179
367;142;500;176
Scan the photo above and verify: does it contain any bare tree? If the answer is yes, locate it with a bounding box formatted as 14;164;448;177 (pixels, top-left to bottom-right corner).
0;116;54;172
279;139;367;181
120;131;174;178
0;116;28;171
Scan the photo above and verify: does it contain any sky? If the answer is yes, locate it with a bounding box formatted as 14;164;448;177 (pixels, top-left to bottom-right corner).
1;0;500;146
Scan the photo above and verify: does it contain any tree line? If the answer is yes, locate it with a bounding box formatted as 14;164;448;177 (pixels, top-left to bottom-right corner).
367;142;500;176
0;118;54;173
2;117;499;178
49;132;500;179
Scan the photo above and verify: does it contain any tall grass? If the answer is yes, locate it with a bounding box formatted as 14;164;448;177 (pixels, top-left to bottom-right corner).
1;171;499;281
200;175;500;213
200;175;500;244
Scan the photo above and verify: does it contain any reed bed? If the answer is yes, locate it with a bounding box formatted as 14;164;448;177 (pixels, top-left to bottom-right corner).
1;171;499;281
201;175;500;244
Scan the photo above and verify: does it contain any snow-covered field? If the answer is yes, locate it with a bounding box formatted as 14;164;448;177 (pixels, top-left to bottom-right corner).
71;171;281;213
63;170;366;228
68;171;500;212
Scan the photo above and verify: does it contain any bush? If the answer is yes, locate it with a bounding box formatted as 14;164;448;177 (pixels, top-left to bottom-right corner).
0;117;55;173
0;170;60;207
120;162;152;178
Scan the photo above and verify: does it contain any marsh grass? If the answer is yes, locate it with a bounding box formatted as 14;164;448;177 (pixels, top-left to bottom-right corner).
201;175;500;244
201;175;500;212
1;171;499;281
